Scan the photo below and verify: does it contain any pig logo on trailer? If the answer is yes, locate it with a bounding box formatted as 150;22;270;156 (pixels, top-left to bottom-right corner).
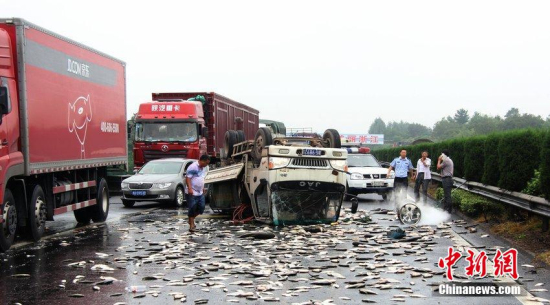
68;95;92;158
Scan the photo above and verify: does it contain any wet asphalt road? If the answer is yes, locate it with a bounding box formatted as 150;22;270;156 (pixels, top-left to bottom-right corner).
1;194;550;305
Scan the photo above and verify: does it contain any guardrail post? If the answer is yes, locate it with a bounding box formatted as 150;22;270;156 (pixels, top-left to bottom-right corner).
543;218;549;232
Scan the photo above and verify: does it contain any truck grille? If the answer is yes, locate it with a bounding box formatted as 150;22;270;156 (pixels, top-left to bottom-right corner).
129;183;153;190
291;158;329;168
363;174;387;179
143;150;188;162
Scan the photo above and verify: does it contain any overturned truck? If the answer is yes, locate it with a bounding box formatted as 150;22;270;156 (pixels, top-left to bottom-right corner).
205;128;347;225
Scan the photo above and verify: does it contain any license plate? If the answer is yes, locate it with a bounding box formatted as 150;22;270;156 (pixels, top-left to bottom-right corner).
303;149;321;156
132;191;147;196
373;181;385;187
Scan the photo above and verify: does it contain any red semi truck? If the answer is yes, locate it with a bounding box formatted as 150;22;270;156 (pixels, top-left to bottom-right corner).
0;19;127;251
133;92;259;168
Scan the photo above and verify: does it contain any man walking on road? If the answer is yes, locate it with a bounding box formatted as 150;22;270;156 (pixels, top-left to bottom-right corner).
437;149;454;213
186;155;210;232
413;151;431;204
387;149;414;204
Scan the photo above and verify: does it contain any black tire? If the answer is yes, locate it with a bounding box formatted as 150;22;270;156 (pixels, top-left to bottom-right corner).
174;186;185;208
0;189;17;252
74;207;91;224
252;127;273;164
91;178;109;222
224;130;238;159
122;199;135;208
236;130;246;143
382;193;388;201
28;185;47;242
323;129;341;148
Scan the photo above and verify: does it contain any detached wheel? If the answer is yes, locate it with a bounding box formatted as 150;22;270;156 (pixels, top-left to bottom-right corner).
91;178;109;222
174;186;185;208
0;189;17;252
323;129;341;148
236;130;246;143
28;185;47;242
351;197;359;214
382;193;388;201
224;130;238;159
122;199;135;208
252;127;273;164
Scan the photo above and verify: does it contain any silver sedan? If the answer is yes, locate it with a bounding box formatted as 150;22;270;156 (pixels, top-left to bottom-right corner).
121;158;194;208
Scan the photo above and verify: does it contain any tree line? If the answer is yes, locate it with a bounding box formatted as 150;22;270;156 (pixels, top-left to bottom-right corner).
369;108;550;144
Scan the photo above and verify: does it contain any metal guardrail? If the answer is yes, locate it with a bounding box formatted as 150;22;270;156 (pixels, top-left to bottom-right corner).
379;161;550;218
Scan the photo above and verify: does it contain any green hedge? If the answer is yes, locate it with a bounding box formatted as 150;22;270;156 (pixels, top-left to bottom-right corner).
373;128;549;196
436;188;505;219
541;131;550;200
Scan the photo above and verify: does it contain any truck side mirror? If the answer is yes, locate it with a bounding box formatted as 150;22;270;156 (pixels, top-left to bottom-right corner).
201;127;208;137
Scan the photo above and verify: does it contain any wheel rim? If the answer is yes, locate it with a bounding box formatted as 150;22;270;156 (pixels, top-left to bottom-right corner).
255;135;264;155
399;203;421;225
101;188;108;211
34;197;46;230
2;202;17;238
177;189;184;205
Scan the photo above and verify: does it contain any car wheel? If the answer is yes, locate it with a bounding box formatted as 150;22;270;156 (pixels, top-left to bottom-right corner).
91;178;109;222
252;127;273;164
0;189;17;252
28;185;47;242
122;199;135;208
323;129;341;148
174;186;185;208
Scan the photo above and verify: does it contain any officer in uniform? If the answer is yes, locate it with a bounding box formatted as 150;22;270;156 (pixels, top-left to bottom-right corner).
387;149;414;204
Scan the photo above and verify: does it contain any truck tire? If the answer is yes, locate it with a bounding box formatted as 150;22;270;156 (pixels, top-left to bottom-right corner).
173;186;185;208
0;189;17;252
122;199;135;208
91;178;109;222
74;208;91;224
252;127;273;164
323;129;341;148
224;130;238;159
236;130;246;143
28;185;47;242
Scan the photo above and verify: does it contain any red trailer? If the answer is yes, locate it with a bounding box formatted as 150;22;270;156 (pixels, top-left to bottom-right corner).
133;92;259;168
0;18;127;251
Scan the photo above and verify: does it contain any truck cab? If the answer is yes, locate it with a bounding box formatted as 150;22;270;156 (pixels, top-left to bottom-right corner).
133;100;208;169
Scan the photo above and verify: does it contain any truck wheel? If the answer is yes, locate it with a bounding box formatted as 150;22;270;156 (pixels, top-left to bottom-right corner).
174;186;185;208
91;178;109;222
236;130;246;143
74;208;91;224
252;127;273;164
224;130;238;158
28;185;47;242
0;189;17;252
122;199;135;208
323;129;341;148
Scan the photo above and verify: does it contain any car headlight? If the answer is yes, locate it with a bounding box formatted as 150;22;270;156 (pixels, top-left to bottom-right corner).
153;182;172;189
121;182;129;189
330;160;347;171
269;157;291;169
350;173;364;180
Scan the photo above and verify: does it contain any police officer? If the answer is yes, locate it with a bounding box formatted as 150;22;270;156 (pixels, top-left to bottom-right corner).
387;149;414;203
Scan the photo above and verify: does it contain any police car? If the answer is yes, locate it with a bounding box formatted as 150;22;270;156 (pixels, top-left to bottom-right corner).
344;146;395;200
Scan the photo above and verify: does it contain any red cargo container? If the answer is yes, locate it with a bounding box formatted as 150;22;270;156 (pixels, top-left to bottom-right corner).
0;18;126;251
132;92;258;168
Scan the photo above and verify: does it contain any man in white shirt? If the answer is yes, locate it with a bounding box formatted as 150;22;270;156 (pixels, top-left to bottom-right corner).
413;151;431;203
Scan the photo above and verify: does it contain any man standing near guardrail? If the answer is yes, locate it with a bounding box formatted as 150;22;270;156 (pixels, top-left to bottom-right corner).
413;151;431;204
437;149;454;213
387;149;414;205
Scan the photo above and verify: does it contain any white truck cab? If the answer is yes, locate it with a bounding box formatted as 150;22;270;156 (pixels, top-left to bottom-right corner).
345;147;395;200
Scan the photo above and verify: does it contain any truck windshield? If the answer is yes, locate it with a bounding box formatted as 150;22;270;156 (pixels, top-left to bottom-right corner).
135;122;197;142
347;154;380;167
138;161;183;174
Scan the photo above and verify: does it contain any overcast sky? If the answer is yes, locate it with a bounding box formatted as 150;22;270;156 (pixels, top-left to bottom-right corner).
4;0;550;133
